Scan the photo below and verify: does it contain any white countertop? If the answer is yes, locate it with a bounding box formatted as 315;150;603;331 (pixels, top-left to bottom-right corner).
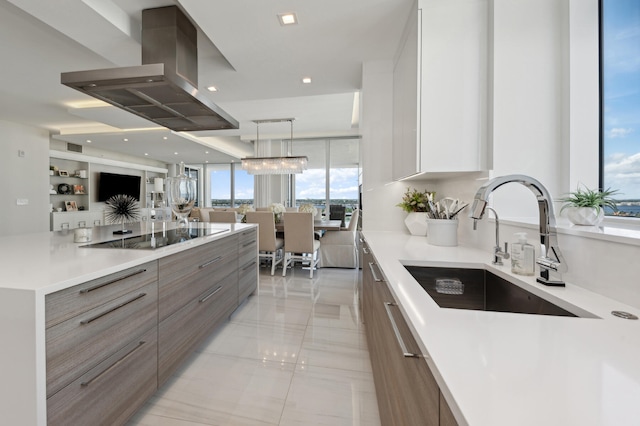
363;230;640;426
0;221;256;295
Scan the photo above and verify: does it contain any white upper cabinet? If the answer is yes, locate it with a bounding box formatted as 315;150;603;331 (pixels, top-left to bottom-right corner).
392;0;491;180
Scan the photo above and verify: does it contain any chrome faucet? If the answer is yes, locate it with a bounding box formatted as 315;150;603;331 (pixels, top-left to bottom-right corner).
469;174;567;286
483;207;509;265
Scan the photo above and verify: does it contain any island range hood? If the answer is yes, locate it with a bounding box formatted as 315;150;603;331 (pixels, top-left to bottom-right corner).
61;6;238;132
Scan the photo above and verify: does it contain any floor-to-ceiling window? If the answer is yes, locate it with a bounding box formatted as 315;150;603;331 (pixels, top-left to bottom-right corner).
233;166;254;207
601;0;640;216
209;164;231;207
292;137;360;219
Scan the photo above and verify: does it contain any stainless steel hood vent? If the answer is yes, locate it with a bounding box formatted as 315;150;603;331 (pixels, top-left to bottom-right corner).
61;6;238;132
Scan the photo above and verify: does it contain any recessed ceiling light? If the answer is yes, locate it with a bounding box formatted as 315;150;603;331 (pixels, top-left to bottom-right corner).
144;153;149;156
86;139;92;143
205;151;209;154
174;152;178;155
163;136;168;140
278;12;297;26
302;77;312;84
123;138;128;142
207;86;218;92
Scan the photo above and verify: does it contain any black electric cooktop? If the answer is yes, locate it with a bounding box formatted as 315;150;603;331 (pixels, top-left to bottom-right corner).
81;227;228;250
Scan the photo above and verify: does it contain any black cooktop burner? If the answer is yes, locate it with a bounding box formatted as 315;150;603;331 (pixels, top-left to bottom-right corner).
81;227;228;249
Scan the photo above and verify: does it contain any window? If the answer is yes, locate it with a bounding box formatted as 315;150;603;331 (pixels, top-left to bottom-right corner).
233;166;253;207
601;0;640;216
292;137;360;219
209;164;231;207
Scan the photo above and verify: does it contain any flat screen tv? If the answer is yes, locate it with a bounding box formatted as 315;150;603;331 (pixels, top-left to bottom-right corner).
98;172;142;202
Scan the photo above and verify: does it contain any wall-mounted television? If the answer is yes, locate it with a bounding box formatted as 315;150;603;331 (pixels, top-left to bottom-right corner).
97;172;142;202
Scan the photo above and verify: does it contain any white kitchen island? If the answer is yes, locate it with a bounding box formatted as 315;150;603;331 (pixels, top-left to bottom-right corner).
363;230;640;426
0;221;257;425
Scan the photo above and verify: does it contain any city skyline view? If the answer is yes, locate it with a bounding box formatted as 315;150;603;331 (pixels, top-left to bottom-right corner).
602;0;640;201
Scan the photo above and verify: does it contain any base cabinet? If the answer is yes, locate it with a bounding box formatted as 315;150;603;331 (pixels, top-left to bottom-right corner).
363;241;458;426
44;228;258;425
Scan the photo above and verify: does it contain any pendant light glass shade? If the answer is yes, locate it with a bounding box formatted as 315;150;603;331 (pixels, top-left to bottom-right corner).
241;118;307;175
241;156;308;175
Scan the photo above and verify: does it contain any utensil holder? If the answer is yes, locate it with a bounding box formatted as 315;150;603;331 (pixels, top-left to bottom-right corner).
426;219;458;246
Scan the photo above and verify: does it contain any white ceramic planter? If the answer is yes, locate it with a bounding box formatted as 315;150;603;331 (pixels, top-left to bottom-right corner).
565;206;604;226
426;219;458;246
404;212;429;236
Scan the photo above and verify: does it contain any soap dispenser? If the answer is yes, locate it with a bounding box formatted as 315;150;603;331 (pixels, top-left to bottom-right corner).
511;232;535;276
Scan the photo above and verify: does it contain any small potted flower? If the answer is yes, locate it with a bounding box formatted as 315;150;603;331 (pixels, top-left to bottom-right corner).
397;188;434;236
559;185;619;226
270;202;286;222
237;204;254;223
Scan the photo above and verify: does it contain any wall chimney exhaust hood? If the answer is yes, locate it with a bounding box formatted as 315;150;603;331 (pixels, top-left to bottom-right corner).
61;6;238;132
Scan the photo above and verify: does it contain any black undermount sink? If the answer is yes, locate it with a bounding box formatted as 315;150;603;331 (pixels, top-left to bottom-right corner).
404;265;580;317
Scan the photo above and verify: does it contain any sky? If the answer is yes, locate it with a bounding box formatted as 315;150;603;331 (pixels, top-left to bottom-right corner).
210;167;359;202
602;0;640;199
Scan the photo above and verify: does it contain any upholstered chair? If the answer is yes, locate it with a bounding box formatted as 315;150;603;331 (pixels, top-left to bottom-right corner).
245;211;284;275
318;209;359;268
209;211;237;223
281;212;320;278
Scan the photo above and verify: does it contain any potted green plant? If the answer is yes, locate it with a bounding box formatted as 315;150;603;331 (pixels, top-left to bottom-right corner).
397;188;434;236
559;185;619;225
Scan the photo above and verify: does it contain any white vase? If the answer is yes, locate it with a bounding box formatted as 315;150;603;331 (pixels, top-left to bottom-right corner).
565;206;604;226
426;219;458;246
404;212;429;236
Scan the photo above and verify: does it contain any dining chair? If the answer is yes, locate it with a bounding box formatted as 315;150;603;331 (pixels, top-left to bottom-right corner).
329;205;346;228
209;211;237;223
245;211;284;275
318;209;360;268
281;212;320;278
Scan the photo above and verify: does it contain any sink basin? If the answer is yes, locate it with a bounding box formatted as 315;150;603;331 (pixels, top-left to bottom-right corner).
404;265;584;317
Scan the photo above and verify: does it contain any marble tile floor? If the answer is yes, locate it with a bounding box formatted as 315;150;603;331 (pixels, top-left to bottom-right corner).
128;266;381;426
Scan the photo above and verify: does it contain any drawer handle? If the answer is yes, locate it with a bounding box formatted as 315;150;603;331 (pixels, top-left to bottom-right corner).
362;247;370;254
384;302;419;358
368;262;383;282
199;285;223;303
79;269;147;294
241;241;255;248
80;293;146;325
199;256;223;269
80;340;146;387
242;261;257;271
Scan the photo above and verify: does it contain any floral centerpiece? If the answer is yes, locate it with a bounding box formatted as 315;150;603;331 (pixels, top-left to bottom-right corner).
237;204;254;223
270;202;286;222
397;188;434;236
299;203;318;216
396;188;434;213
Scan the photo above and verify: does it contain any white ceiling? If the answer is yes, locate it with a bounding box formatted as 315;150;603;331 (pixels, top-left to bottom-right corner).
1;0;414;165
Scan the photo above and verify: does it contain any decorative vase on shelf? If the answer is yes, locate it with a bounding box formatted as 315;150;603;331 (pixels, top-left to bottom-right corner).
565;206;604;226
404;212;429;236
167;162;196;227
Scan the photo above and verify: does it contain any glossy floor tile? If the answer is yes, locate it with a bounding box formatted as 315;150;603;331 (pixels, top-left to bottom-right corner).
128;266;380;426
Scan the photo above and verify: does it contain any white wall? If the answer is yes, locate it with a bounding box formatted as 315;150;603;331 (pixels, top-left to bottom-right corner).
0;120;50;236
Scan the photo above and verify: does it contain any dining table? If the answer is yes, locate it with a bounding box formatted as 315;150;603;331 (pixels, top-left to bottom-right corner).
275;219;343;231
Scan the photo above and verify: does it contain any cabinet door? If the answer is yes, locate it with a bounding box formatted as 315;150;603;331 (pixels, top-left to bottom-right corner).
238;228;258;302
392;5;421;180
373;280;440;426
47;327;157;426
158;269;238;385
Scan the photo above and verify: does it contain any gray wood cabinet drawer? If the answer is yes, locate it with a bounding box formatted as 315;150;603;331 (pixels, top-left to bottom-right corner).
238;258;258;302
158;271;238;385
238;228;257;246
158;237;238;321
46;281;158;397
46;261;157;328
47;326;158;426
